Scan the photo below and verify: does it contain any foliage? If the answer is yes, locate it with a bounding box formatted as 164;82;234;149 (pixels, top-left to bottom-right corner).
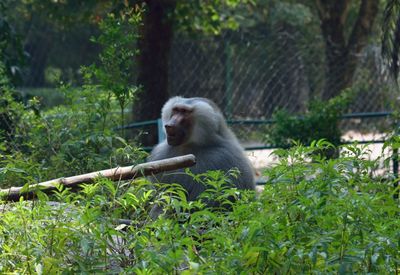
0;8;145;188
266;1;314;28
266;92;352;149
0;60;25;143
0;85;146;188
17;88;66;109
4;0;110;87
174;0;254;35
0;142;399;273
0;2;398;273
174;0;313;35
82;7;142;129
0;1;27;86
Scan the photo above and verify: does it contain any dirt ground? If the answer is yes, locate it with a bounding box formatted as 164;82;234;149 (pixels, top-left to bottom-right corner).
246;131;390;170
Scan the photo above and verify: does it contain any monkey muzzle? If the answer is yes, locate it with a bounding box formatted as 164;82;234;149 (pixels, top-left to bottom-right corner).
165;125;186;146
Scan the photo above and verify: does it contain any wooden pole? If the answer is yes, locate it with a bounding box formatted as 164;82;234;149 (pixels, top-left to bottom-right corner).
0;154;196;201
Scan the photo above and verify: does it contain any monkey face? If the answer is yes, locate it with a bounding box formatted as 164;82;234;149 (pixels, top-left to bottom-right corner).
165;106;193;146
161;97;223;147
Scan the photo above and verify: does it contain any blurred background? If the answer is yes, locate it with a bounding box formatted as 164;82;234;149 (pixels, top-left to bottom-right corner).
1;0;399;171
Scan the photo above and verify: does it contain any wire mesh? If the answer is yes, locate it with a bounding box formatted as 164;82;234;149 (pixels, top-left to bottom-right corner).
168;30;397;145
1;23;398;172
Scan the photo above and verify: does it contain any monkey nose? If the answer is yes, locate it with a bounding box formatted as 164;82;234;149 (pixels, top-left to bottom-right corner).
165;125;175;136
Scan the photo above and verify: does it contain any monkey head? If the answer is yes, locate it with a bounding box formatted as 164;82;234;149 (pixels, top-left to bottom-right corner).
161;97;222;147
164;104;193;146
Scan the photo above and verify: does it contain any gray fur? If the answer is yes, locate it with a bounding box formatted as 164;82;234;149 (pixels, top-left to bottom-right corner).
149;97;255;201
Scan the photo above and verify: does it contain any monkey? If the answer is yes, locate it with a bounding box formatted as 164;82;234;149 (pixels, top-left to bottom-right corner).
148;96;255;210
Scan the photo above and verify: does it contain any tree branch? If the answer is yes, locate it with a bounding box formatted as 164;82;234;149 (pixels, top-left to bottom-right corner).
0;154;196;201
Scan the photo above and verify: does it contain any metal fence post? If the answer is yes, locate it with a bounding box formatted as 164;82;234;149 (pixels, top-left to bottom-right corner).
393;120;399;199
393;148;398;199
224;39;233;120
157;118;165;144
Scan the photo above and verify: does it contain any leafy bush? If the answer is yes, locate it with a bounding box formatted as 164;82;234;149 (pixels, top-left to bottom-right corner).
0;8;144;188
1;4;398;273
0;142;398;273
0;1;27;86
0;85;147;188
266;92;352;152
82;8;142;130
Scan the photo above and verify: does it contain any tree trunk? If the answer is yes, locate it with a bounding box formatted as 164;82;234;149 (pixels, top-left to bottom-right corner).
316;0;378;100
135;0;176;146
25;39;50;87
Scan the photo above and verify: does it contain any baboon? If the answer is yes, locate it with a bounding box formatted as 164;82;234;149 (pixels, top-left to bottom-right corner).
149;97;255;205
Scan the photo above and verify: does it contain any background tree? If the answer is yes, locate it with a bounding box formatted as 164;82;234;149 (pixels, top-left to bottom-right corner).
315;0;379;100
9;0;116;87
133;0;251;145
135;0;381;138
3;0;387;143
382;0;400;82
263;0;381;100
0;1;27;142
135;0;176;146
0;1;26;86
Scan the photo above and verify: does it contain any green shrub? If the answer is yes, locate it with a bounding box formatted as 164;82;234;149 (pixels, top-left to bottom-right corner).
82;8;142;131
1;142;398;273
0;86;147;188
0;2;27;86
266;92;352;154
0;8;145;188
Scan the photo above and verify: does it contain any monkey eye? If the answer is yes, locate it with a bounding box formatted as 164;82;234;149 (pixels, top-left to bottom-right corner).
173;107;192;114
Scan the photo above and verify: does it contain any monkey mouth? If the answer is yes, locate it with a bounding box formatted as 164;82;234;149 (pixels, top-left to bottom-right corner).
166;135;179;146
167;133;186;146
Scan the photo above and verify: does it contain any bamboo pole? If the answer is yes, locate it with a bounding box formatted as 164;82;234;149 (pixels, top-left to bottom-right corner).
0;154;196;201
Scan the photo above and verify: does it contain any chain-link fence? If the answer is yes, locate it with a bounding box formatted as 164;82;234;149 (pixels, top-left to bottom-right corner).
168;29;396;173
6;22;399;165
167;30;396;146
170;31;395;112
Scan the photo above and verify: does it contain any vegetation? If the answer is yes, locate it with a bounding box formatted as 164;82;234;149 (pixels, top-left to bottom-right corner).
266;92;352;151
82;8;141;131
0;1;399;273
0;85;146;185
0;9;145;188
0;1;26;86
0;142;399;273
